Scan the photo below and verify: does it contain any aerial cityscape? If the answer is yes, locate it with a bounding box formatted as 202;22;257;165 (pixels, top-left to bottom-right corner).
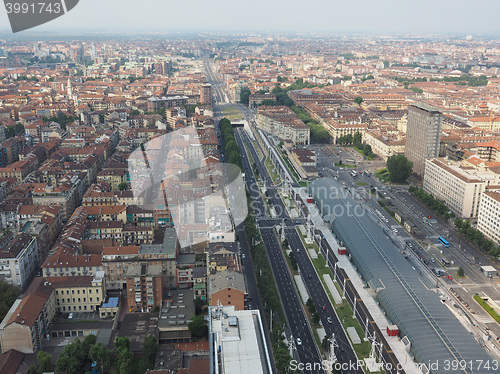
1;3;500;374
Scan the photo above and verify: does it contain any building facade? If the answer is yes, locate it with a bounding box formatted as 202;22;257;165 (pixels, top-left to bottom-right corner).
423;158;499;218
46;272;106;314
0;233;38;290
405;103;442;178
477;187;500;245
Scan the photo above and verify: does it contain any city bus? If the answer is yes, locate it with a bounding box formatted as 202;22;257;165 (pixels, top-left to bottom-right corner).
438;236;450;247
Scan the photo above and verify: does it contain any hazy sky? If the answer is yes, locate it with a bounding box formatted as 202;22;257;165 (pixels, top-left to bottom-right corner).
1;0;499;35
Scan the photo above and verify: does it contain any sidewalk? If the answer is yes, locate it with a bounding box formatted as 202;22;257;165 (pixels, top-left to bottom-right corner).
295;187;420;374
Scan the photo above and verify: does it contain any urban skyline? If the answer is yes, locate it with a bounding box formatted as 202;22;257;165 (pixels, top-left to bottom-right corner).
1;0;500;35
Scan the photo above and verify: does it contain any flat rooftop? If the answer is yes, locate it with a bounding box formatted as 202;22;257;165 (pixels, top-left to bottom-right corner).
210;306;272;374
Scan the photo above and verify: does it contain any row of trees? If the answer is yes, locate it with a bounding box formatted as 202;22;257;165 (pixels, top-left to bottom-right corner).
271;325;300;374
244;213;282;314
336;131;373;158
219;118;243;170
408;186;455;220
454;218;500;257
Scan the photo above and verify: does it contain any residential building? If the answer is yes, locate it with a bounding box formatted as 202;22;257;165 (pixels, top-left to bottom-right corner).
257;106;310;145
364;129;406;162
46;271;106;313
322;120;368;144
423;158;499;218
0;278;56;354
193;266;207;301
405;103;443;178
209;269;246;310
200;83;212;106
0;233;38;290
126;264;163;312
477;186;500;245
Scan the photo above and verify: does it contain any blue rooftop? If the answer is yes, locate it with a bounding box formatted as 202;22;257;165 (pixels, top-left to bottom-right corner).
101;297;119;308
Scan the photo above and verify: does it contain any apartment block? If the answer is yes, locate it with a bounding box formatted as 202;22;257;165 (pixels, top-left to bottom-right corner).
126;264;163;312
423;158;499;218
257;106;310;145
46;271;106;313
0;278;56;354
477;187;500;245
209;269;246;311
0;233;38;290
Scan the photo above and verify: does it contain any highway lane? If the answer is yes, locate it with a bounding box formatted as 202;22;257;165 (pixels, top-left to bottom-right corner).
238;128;366;373
261;227;325;374
286;227;364;374
235;128;325;373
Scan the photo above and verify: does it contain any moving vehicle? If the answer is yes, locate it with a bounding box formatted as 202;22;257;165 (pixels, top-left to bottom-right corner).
296;337;302;346
327;317;333;324
441;258;451;267
438;236;450;247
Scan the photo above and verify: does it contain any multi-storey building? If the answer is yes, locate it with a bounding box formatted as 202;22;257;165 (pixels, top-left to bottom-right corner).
257;106;310;145
46;272;105;314
0;278;56;354
405;103;443;178
209;269;246;311
200;83;212;106
423;158;499;218
125;264;163;312
477;186;500;245
0;233;38;290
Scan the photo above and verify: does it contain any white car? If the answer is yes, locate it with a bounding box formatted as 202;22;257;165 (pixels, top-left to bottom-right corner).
296;337;302;346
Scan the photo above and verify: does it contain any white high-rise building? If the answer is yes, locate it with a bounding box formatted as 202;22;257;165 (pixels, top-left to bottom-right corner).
478;187;500;244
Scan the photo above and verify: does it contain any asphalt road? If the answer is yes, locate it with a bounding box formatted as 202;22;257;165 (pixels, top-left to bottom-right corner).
238;128;366;374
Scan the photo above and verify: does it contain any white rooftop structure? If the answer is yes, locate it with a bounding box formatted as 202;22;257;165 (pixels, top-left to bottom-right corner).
209;305;272;374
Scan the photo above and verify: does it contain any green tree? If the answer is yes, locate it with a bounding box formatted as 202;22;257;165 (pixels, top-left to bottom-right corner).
386;154;413;183
89;343;114;374
38;351;53;373
115;336;130;353
312;312;320;324
194;297;206;315
28;365;38;374
354;96;364;106
345;133;353;145
188;315;208;339
142;334;158;368
457;267;465;277
322;335;329;350
353;131;362;148
240;88;251;105
363;144;373;157
0;281;19;321
118;182;128;191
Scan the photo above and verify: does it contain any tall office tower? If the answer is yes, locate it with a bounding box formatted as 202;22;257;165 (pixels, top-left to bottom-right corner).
201;83;212;106
405;103;443;178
